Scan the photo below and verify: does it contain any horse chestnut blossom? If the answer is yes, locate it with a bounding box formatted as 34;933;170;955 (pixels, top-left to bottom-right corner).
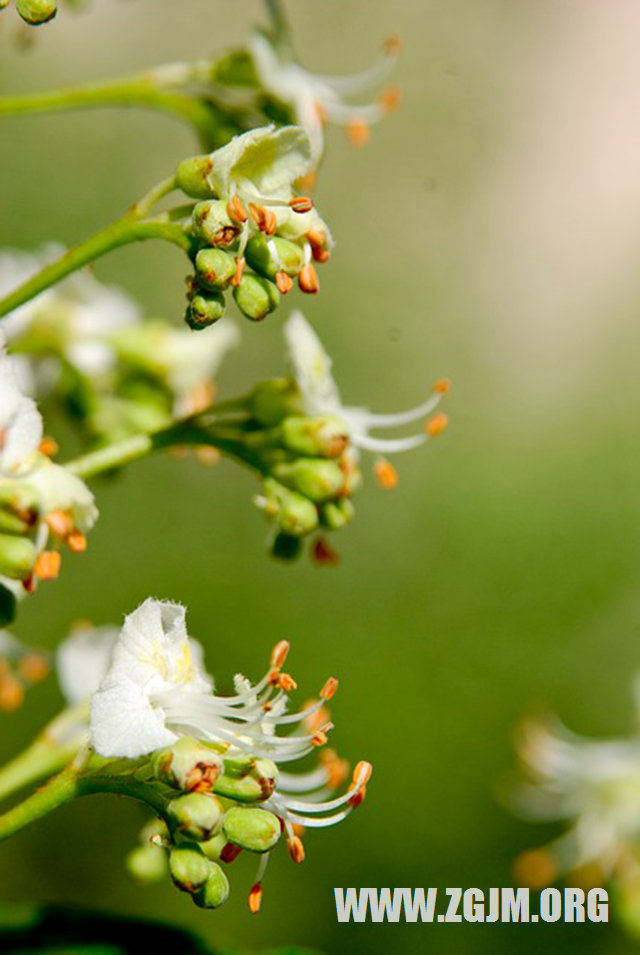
178;125;332;326
512;708;640;892
248;30;401;164
0;338;97;595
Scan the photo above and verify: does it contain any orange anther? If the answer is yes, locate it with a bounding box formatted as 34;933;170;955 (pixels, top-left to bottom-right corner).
312;246;330;264
278;672;298;692
311;536;339;566
383;34;402;56
513;849;557;889
67;531;87;554
45;510;73;538
425;412;449;437
320;677;339;700
433;377;451;395
373;458;398;490
320;748;350;788
270;639;290;668
379;85;402;113
248;882;263;913
275;271;293;294
348;786;367;809
289;196;314;214
227;196;248;224
248;202;263;226
292;822;306;837
306;229;326;249
353;761;373;786
33;551;61;580
231;256;246;288
220;842;243;864
287;835;306;864
346;118;371;147
298;264;320;294
18;654;49;684
0;673;24;712
312;722;333;747
263;208;277;236
39;436;59;457
303;703;331;734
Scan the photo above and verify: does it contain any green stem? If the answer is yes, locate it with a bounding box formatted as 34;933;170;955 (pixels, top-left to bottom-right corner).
0;75;219;144
0;767;169;842
0;211;191;320
0;738;77;803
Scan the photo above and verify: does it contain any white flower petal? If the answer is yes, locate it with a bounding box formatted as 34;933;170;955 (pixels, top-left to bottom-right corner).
27;463;98;533
284;311;343;417
56;624;119;706
207;125;312;200
90;673;178;758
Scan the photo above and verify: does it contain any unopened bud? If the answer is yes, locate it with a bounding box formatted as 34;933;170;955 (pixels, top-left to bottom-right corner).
0;482;39;535
176;155;216;200
244;234;305;281
199;832;227;862
151;737;223;793
192;861;230;909
222;807;281;853
256;479;318;538
194;248;236;291
280;415;349;458
213;756;278;803
0;584;17;627
186;292;226;330
169;845;211;893
233;273;280;321
249;378;304;427
271;531;303;562
320;497;355;530
0;534;36;581
16;0;57;24
167;792;224;841
126;844;168;884
191;200;237;247
272;458;345;503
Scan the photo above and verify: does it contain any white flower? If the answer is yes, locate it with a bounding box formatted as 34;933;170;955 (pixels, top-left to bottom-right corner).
0;246;140;376
513;714;640;877
0;336;98;583
56;623;119;706
248;31;401;164
284;310;449;457
111;318;240;418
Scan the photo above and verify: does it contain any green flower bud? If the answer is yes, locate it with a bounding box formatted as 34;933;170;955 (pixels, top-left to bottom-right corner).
244;234;305;280
191;200;238;248
233;273;280;322
199;832;227;862
192;861;230;910
271;531;303;562
194;248;236;291
272;458;345;503
320;497;355;530
0;534;36;581
176;155;216;200
167;793;224;841
169;845;211;893
0;584;17;627
249;378;304;427
186;292;226;330
223;806;281;853
16;0;57;24
151;737;224;793
125;844;168;884
280;415;349;459
213;757;278;804
0;481;39;535
256;479;318;537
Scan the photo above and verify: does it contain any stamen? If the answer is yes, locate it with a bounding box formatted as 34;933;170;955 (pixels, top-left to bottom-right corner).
34;550;61;580
312;721;334;747
220;842;243;864
248;882;263;914
383;34;402;56
39;436;58;457
373;458;398;489
378;85;402;113
287;834;306;864
289;197;314;213
271;640;290;669
0;668;24;712
298;264;320;294
320;677;339;701
227;196;248;224
275;271;293;294
312;537;339;565
433;377;451;395
17;653;49;684
277;672;297;692
354;433;425;453
425;412;449;437
45;510;73;538
67;531;87;553
321;749;350;789
231;256;246;288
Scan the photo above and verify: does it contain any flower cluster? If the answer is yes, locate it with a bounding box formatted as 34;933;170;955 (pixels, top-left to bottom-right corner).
50;597;371;913
246;312;449;561
177;126;332;328
0;248;239;444
0;338;97;620
511;704;640;899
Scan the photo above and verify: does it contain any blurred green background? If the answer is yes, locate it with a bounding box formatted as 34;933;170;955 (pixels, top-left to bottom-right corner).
3;0;640;952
